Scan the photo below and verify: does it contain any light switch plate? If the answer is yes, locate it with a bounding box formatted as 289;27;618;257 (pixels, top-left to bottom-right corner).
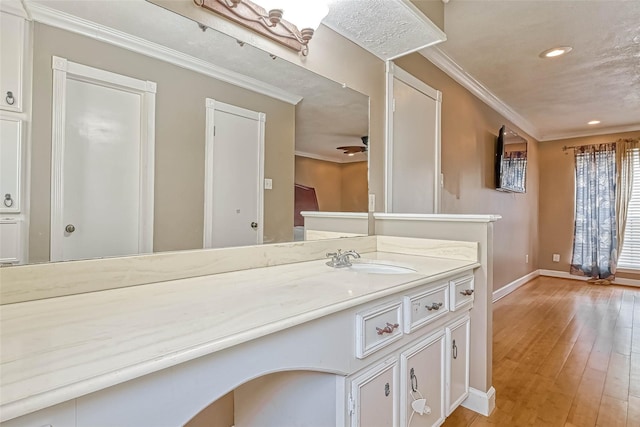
264;178;273;190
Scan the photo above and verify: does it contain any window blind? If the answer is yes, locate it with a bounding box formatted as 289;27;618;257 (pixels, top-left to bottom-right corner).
619;148;640;269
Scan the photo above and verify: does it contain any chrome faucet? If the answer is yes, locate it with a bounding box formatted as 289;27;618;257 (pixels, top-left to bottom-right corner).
326;249;361;268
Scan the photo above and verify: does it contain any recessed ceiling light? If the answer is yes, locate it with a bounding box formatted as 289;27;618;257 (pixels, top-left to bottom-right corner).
539;46;573;58
347;153;355;157
588;120;601;125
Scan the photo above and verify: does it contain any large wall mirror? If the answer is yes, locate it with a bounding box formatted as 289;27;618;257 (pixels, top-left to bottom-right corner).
9;0;369;265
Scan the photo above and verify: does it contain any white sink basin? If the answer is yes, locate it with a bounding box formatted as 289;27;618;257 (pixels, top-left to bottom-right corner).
348;262;416;275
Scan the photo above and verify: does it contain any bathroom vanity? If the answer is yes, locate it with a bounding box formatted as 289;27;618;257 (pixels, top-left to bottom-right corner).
0;235;492;426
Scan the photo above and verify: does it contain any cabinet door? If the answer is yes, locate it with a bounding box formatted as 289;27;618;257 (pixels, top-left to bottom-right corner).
0;117;21;213
446;316;470;415
0;11;25;112
400;331;445;427
0;219;21;263
350;358;398;427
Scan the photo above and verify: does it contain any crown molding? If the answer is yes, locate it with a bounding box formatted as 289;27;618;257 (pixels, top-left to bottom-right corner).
0;0;29;18
294;150;366;164
24;2;303;105
539;123;640;142
419;46;541;140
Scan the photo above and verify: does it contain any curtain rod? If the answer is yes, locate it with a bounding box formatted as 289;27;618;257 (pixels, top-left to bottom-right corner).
562;138;639;152
561;141;617;152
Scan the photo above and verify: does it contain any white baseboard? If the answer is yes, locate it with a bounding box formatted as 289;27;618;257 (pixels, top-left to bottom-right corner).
539;269;640;287
461;386;495;416
492;270;540;302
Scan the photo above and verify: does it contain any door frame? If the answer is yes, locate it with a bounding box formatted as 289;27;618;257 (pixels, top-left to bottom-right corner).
384;61;442;213
203;98;265;248
50;56;156;261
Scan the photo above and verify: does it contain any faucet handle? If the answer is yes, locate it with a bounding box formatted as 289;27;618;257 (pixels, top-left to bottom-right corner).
326;251;338;258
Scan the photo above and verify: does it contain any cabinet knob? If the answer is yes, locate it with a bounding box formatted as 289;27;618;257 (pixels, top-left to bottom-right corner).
5;91;15;105
3;193;13;208
251;221;258;230
426;302;443;311
375;322;399;335
65;224;76;233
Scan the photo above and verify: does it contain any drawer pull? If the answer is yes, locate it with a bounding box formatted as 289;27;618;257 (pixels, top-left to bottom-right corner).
460;289;474;296
426;302;443;311
376;322;399;335
3;193;13;208
384;382;390;397
453;339;458;359
5;91;15;105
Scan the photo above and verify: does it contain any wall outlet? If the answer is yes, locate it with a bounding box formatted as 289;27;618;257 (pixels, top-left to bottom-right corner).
264;178;273;190
525;254;529;264
368;194;375;212
552;254;560;262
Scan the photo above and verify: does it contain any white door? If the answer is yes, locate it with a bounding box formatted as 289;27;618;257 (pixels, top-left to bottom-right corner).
50;57;156;262
204;99;264;248
386;64;441;214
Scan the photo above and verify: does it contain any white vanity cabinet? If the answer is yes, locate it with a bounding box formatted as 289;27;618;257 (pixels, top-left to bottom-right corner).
0;11;25;112
347;275;473;427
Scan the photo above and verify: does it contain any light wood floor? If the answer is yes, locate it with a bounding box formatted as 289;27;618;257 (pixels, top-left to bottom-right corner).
443;276;640;427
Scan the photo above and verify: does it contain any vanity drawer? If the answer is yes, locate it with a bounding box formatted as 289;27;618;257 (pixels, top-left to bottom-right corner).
403;282;449;333
450;275;474;311
355;300;403;359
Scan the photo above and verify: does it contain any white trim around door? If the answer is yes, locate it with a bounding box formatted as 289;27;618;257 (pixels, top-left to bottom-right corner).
204;98;265;248
50;56;156;261
385;61;442;214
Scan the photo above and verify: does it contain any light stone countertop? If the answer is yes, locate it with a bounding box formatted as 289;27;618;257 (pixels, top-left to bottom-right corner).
0;250;478;421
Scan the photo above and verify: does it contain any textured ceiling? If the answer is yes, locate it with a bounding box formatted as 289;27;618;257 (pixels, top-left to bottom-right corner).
323;0;446;60
27;0;368;162
431;0;640;140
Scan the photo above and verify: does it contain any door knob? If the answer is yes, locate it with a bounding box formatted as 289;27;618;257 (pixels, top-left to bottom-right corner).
251;222;258;229
65;224;76;233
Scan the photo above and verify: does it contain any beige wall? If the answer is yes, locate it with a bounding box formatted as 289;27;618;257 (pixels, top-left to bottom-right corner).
538;130;640;280
394;54;540;291
410;0;445;31
29;23;295;263
341;161;368;212
294;156;367;212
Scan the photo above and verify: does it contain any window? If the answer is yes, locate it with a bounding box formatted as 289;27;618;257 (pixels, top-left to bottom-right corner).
619;148;640;269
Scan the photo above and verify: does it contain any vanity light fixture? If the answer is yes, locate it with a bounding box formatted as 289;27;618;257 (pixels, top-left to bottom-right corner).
193;0;329;56
588;120;601;125
539;46;573;58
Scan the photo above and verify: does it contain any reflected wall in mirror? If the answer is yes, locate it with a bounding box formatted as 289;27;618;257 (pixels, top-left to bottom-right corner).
1;0;369;265
495;125;527;193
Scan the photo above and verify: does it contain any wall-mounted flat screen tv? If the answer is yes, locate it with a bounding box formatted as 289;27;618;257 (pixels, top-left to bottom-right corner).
495;125;527;193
